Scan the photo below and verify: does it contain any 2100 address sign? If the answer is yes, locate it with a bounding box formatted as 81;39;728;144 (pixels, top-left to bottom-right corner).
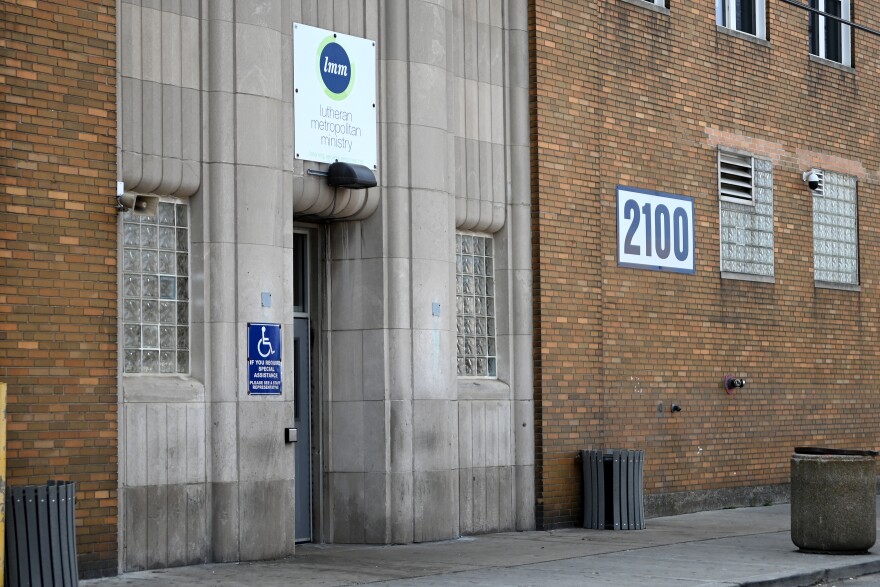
617;186;695;274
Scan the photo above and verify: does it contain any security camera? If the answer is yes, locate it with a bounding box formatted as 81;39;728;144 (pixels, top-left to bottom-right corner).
724;375;746;393
803;171;821;191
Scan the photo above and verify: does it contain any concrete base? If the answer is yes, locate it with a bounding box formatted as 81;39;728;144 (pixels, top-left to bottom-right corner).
645;483;790;518
791;453;877;553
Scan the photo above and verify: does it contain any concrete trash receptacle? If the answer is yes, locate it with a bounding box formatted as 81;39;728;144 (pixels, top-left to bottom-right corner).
791;447;878;554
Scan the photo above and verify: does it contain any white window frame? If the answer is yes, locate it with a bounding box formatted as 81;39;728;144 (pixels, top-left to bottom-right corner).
455;232;498;379
717;0;767;39
643;0;667;6
811;0;852;66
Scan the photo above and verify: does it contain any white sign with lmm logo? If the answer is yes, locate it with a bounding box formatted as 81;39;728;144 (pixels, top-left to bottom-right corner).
293;23;377;169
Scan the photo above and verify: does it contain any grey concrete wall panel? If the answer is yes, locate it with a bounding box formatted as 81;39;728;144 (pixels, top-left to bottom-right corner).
384;187;412;260
330;401;365;472
389;399;414;473
238;402;295;482
119;3;202;196
211;482;240;562
239;480;296;560
186;403;207;484
207;18;235;93
411;126;449;191
204;164;236;242
362;329;386;401
235;95;284;168
411;329;455;400
124;403;148;486
146;485;169;568
206;243;237;322
515;463;535;531
328;472;366;543
236;0;285;31
166;485;187;567
210;401;238;483
329;258;384;330
235;24;283;99
363;400;388;473
166;405;187;485
123;486;148;570
413;470;459;542
411;191;454;263
235;167;284;246
413;400;457;471
330;331;364;402
185;484;210;564
207;322;238;404
364;471;389;543
389;471;414;544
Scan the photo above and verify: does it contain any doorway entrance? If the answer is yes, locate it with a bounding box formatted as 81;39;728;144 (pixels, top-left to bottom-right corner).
293;229;317;543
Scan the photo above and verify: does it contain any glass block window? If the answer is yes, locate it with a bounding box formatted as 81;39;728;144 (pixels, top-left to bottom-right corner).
719;153;774;277
122;200;190;374
456;233;497;378
813;171;858;285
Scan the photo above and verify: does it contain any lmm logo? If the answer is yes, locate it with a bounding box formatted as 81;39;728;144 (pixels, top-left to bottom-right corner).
318;37;354;100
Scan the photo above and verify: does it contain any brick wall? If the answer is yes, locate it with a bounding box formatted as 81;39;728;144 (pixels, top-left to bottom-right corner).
1;0;118;577
531;0;880;528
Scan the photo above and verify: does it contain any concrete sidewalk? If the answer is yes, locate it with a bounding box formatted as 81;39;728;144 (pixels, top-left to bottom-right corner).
83;500;880;587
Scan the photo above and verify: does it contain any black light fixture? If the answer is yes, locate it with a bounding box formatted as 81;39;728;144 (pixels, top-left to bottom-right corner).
326;162;377;189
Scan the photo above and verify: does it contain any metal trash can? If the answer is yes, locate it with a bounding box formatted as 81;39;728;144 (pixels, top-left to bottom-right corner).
5;480;79;586
791;447;877;554
582;449;645;530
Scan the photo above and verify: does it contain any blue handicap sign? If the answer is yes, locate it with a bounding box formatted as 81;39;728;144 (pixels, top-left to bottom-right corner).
247;323;282;395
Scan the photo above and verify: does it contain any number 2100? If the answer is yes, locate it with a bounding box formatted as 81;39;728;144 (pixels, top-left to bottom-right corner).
622;199;689;262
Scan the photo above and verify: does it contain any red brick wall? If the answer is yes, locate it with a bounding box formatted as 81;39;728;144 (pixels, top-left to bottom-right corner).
531;0;880;528
1;0;118;576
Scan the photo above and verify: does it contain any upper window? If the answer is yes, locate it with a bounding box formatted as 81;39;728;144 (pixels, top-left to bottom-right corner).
810;0;852;66
812;170;858;286
122;199;190;374
717;0;767;38
718;150;775;278
641;0;668;6
456;233;497;378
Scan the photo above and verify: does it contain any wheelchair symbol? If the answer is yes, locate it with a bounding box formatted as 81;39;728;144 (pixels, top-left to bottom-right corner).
257;326;275;358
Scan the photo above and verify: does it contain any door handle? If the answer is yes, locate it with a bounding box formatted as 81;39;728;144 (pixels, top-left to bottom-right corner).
285;428;297;443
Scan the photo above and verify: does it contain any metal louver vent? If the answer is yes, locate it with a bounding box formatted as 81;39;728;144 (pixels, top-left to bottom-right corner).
810;169;824;196
719;152;754;203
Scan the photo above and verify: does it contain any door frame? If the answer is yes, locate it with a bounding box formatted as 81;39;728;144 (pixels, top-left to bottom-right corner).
292;224;324;543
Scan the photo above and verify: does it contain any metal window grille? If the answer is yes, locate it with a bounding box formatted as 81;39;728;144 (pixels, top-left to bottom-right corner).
122;200;190;374
456;233;497;378
719;151;755;203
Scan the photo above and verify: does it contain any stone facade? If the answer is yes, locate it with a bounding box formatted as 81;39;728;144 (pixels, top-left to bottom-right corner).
116;0;533;571
531;0;880;528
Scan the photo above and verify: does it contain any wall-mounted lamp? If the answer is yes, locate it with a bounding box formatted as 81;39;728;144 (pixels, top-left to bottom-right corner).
307;161;377;190
671;404;682;413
